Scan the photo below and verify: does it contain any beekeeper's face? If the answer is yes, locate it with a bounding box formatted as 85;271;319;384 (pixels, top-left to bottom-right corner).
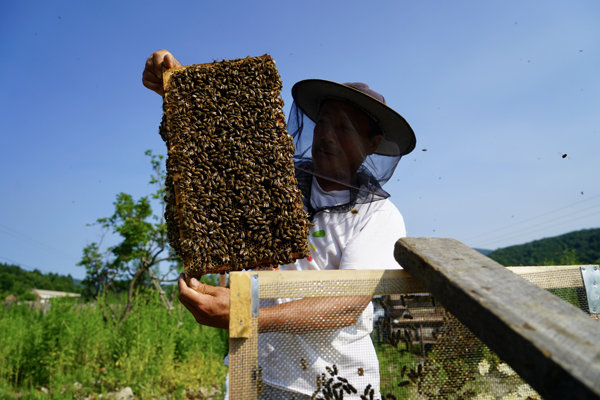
312;100;382;186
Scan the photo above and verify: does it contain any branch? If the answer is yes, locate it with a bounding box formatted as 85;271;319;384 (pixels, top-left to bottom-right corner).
149;246;165;267
159;264;180;282
118;263;150;331
148;268;174;310
99;285;117;330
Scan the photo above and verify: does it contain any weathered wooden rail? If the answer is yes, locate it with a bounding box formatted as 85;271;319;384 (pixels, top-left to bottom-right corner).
394;237;600;400
226;237;600;399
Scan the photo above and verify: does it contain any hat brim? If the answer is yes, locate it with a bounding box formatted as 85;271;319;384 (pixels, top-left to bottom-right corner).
291;79;416;157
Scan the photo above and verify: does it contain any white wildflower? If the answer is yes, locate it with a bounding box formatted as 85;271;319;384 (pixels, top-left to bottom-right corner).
517;384;540;398
478;359;490;376
497;362;517;376
500;393;521;400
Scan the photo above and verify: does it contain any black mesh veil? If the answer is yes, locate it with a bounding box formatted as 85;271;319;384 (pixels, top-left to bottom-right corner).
288;100;405;220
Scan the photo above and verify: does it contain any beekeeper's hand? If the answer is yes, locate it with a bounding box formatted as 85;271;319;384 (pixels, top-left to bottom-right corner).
142;50;181;96
178;273;230;330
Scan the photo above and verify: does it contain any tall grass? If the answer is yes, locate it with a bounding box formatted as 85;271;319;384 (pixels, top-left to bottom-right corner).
0;292;228;399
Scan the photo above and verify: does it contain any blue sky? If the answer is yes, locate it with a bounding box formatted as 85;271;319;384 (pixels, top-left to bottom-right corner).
1;0;599;279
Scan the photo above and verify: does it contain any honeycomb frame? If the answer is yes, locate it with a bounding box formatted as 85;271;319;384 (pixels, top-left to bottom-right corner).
159;55;309;278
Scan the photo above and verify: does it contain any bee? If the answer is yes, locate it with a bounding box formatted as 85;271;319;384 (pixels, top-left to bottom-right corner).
357;368;364;376
407;370;418;383
301;358;307;370
350;209;358;214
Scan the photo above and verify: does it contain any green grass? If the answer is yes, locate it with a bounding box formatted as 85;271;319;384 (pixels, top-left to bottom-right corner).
0;292;228;399
376;343;419;399
373;332;530;400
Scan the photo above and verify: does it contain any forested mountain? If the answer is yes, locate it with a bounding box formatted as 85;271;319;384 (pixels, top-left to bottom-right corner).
0;263;82;301
488;228;600;266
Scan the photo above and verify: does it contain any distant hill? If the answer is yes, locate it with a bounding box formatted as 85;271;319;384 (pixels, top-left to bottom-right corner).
473;248;493;256
488;228;600;266
0;263;82;301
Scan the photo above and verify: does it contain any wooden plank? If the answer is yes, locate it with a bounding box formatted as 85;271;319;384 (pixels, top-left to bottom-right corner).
394;237;600;400
507;265;583;274
508;265;586;289
229;272;252;338
255;269;427;298
256;268;411;283
229;318;258;400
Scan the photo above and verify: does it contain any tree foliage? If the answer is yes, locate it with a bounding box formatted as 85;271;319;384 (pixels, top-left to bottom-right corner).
0;263;82;301
78;150;181;328
488;228;600;266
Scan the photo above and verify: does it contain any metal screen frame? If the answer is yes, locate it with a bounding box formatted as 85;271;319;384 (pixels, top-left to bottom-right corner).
228;265;596;399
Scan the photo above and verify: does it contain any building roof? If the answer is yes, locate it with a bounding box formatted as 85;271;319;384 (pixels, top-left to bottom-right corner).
30;289;81;298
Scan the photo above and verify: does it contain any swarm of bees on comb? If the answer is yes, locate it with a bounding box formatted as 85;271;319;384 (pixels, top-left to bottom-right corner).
158;55;309;278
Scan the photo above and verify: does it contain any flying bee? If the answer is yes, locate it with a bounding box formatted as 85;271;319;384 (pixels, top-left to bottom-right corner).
301;358;307;370
357;368;364;376
350;209;358;214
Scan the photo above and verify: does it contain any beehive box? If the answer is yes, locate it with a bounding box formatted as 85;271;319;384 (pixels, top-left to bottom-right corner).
159;55;309;278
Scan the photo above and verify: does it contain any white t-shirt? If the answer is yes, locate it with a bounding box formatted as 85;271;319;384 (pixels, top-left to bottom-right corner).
257;178;407;397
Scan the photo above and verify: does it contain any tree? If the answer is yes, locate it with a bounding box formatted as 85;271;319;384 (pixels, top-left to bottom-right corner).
78;150;181;329
0;262;82;300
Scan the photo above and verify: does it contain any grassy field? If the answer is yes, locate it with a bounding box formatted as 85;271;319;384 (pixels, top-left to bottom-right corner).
0;292;229;400
2;291;545;400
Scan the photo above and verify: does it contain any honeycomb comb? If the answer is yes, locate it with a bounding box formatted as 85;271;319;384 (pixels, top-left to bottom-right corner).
159;55;309;278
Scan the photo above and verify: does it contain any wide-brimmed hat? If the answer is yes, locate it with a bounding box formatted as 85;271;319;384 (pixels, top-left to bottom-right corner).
291;79;416;157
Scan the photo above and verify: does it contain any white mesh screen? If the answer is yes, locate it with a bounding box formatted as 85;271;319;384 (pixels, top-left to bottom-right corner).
228;266;598;399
